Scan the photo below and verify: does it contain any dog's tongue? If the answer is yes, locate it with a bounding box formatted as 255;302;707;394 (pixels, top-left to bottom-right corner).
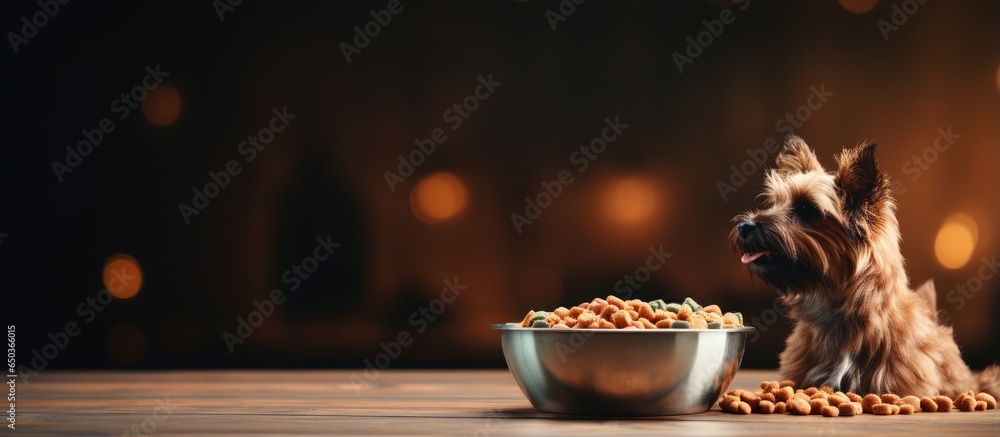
741;252;770;264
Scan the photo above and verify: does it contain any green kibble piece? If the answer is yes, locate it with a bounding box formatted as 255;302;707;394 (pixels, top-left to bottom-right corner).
683;297;703;312
531;319;549;328
649;299;668;311
530;311;550;323
665;303;682;313
707;321;722;329
733;312;743;325
671;320;691;329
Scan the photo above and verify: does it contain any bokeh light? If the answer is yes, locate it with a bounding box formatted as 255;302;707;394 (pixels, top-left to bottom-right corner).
410;172;469;224
517;267;563;309
996;64;1000;93
107;323;147;366
103;254;144;299
934;213;978;269
839;0;879;14
141;83;182;126
600;177;657;225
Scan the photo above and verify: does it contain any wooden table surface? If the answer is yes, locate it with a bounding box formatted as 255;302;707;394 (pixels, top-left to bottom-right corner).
18;369;999;436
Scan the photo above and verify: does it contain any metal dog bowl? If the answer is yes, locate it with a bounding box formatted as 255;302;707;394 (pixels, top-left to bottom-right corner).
493;324;753;416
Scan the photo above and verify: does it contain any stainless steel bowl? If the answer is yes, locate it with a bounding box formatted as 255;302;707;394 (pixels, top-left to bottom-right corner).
493;324;754;416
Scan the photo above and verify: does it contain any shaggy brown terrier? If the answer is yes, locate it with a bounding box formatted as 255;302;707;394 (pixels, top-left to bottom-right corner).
731;136;999;398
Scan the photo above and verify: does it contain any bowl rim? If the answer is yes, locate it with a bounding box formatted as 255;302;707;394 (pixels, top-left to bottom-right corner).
492;323;755;333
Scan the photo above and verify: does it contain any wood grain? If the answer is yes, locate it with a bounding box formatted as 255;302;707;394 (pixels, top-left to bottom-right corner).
17;370;1000;435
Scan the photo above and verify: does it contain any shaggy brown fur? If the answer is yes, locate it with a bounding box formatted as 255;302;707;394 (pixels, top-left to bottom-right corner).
731;136;999;398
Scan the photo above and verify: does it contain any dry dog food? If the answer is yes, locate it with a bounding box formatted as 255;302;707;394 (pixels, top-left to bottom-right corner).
516;295;745;329
719;381;997;417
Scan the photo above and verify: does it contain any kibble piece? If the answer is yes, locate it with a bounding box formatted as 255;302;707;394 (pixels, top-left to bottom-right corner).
846;392;863;403
670;320;691;329
760;392;776;403
758;400;776;414
932;395;954;412
811;391;829;400
687;314;709;329
881;394;901;405
975;392;997;409
774;401;787;414
683;297;703;312
776;386;794;402
607;295;627;310
530;319;549;328
872;403;894;415
611;310;633;328
819;386;835;395
809;398;829;414
654;319;673;329
821;405;840;417
737;401;752;415
720;395;740;413
787;398;811;415
920;397;938;412
794;392;811;402
804;387;819;396
899;404;915;415
827;394;849;407
707;320;722;329
552;323;570;329
975;400;988;411
862;394;881;413
838;402;860;416
638;318;657;329
779;380;797;389
896;395;921;411
890;404;900;415
956;394;976;412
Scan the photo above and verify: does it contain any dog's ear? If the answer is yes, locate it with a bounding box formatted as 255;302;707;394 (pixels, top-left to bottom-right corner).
835;140;889;222
776;136;823;173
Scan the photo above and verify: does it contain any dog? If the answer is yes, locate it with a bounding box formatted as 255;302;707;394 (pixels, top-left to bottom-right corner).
731;136;999;398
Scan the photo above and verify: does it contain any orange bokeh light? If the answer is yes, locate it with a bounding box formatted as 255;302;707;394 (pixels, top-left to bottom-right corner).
839;0;879;14
600;177;657;225
934;213;978;269
410;172;469;224
141;84;182;126
103;254;144;299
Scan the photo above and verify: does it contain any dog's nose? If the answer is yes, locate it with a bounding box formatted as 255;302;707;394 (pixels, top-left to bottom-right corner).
738;220;756;238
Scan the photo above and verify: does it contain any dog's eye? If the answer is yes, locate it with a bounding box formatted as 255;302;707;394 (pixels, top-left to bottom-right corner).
794;201;820;220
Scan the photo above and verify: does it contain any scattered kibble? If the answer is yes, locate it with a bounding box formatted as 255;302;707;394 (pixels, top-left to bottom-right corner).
786;398;811;415
717;380;998;417
872;403;894;415
975;392;997;409
821;405;840;417
517;296;745;329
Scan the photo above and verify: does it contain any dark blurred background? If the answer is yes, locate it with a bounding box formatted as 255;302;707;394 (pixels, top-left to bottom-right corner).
2;0;998;370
